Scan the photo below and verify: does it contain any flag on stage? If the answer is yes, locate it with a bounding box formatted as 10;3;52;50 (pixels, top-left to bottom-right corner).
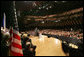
9;1;23;56
9;27;23;56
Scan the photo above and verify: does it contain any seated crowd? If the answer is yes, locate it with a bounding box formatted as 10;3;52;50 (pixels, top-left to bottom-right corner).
39;29;83;40
21;29;83;40
21;34;36;56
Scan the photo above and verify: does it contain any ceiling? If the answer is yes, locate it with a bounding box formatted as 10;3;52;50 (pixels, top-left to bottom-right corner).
15;1;83;16
1;1;83;17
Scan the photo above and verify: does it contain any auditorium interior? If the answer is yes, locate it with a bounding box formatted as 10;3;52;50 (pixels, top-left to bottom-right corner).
1;1;83;56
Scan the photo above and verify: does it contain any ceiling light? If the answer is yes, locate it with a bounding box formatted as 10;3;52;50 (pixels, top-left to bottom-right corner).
62;1;66;2
46;8;48;10
55;1;58;2
49;6;52;8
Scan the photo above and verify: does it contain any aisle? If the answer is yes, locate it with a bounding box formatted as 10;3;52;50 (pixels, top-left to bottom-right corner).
29;35;67;56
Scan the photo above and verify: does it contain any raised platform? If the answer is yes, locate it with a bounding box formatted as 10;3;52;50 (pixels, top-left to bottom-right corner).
29;35;67;56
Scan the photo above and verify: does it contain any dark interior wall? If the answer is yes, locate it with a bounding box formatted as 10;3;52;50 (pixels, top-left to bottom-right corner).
1;1;13;28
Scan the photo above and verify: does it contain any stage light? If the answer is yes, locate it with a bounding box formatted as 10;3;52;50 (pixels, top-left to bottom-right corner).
69;43;72;46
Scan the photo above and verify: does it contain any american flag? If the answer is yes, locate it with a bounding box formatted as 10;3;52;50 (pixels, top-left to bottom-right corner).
9;1;23;56
9;27;23;56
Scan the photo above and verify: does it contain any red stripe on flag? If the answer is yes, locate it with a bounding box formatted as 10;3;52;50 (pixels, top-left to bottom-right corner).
13;33;20;40
10;50;23;56
11;42;22;49
9;27;23;56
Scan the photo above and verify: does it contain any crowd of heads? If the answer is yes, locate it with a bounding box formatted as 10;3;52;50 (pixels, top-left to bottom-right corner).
20;28;83;41
39;29;83;40
18;33;36;56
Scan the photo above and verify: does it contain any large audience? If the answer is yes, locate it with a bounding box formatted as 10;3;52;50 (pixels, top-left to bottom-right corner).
21;29;83;40
1;28;83;56
40;29;83;39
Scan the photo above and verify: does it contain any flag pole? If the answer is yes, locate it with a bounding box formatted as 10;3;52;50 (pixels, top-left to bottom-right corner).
3;13;6;32
13;1;19;31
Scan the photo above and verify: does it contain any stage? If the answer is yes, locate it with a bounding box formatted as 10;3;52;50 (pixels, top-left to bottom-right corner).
29;35;68;56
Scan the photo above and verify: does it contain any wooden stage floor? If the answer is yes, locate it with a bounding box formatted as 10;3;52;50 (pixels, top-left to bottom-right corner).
29;35;68;56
